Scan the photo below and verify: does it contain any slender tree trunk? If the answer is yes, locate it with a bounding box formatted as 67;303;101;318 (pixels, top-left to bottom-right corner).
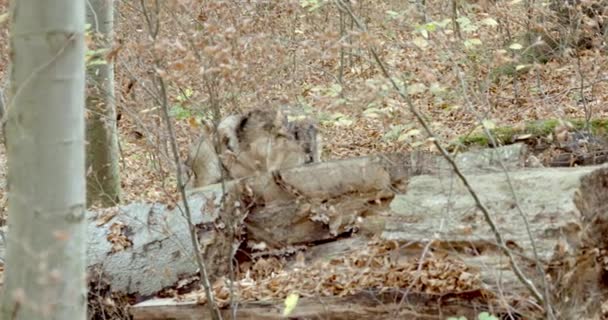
86;0;121;207
0;1;87;319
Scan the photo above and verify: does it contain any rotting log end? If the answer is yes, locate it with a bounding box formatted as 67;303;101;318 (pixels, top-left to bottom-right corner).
550;166;608;319
575;167;608;248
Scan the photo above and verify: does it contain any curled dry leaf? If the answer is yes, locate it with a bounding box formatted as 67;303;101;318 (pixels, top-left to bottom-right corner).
95;207;119;226
107;221;133;253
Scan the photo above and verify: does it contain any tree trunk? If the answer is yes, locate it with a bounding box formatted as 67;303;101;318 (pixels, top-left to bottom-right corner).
86;0;121;208
0;1;87;320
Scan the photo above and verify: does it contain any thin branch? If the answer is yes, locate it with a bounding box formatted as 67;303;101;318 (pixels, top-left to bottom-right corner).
454;69;555;319
162;5;239;317
139;1;223;319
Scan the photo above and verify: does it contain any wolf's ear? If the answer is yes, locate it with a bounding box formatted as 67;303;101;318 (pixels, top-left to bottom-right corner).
201;119;215;136
272;109;290;136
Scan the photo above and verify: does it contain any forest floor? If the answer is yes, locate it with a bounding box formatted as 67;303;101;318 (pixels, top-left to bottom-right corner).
0;1;608;319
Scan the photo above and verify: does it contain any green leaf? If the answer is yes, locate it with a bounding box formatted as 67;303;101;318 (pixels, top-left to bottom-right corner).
462;24;478;33
509;43;523;50
420;28;429;39
328;83;342;97
383;124;410;141
429;82;446;95
170;105;191;120
86;59;108;67
423;22;437;32
398;128;421;141
386;10;400;19
311;84;342;98
407;82;427;95
481;119;496;130
363;107;383;118
412;37;429;49
456;17;472;26
457;17;478;33
444;104;461;111
437;18;452;28
335;118;353;126
300;0;313;7
0;12;9;25
464;38;483;48
287;115;308;121
478;312;499;320
282;293;299;316
322;112;353;126
300;0;322;11
177;88;194;102
480;18;498;26
86;48;109;56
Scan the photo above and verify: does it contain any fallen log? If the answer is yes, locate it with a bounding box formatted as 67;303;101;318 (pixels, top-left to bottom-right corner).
129;163;608;319
83;144;531;297
236;143;530;245
378;164;600;297
0;144;527;300
386;165;592;259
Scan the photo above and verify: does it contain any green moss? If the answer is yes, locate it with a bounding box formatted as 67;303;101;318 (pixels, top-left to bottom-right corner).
459;134;489;146
455;118;608;149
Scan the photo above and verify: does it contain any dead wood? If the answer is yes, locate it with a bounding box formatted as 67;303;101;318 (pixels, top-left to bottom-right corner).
0;144;530;302
547;166;608;319
549;149;608;167
220;144;529;245
382;164;600;300
126;149;608;319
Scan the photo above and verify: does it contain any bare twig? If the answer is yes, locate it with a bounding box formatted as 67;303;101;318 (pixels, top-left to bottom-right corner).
576;53;592;131
139;1;222;319
451;0;461;40
454;70;555;319
338;1;346;84
161;5;239;317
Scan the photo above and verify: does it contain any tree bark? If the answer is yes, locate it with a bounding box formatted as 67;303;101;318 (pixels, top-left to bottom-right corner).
86;0;121;208
0;1;87;319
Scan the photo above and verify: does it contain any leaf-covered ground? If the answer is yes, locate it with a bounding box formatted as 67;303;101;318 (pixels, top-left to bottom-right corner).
0;1;607;212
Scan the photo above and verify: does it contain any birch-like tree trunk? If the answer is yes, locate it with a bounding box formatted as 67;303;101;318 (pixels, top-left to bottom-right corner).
0;1;87;319
86;0;121;207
